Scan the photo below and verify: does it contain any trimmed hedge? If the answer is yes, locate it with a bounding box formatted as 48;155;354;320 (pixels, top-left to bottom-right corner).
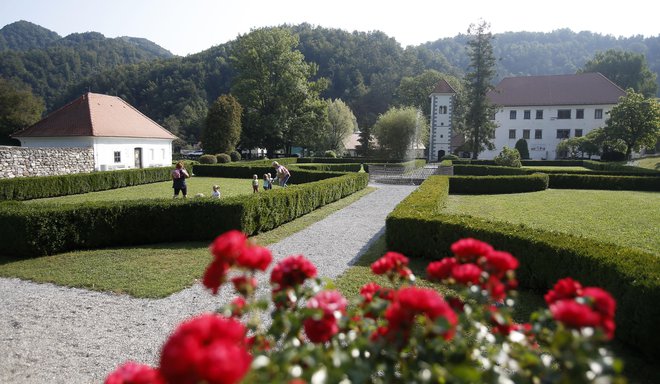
548;174;660;191
449;174;549;194
297;157;416;164
193;164;343;184
453;164;530;176
0;167;172;201
0;172;369;258
386;175;660;360
293;163;363;172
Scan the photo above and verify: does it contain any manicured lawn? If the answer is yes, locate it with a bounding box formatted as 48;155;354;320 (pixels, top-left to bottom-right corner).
443;189;659;254
522;166;593;172
634;156;660;171
0;187;376;298
23;177;261;204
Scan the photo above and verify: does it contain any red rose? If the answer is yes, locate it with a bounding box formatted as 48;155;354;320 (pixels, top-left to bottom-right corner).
230;297;247;317
307;290;347;317
231;275;258;296
304;316;340;343
482;250;519;277
482;275;506;301
426;257;457;281
359;282;382;302
371;252;410;276
544;277;582;305
303;290;347;343
582;287;616;319
105;361;164;384
160;314;251;384
451;263;483;285
550;299;602;329
236;245;272;271
202;261;230;295
270;255;317;289
450;238;494;263
209;230;247;264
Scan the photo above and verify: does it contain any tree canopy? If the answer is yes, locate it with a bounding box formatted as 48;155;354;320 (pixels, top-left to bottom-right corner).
0;77;44;141
373;106;428;159
604;89;660;159
581;49;658;97
321;98;357;154
202;94;242;154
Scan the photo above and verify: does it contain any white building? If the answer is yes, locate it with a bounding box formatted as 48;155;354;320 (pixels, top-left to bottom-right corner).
13;92;177;170
429;73;626;160
428;79;456;162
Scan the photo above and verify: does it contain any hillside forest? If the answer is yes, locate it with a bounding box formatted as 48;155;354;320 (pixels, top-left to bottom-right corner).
1;20;659;150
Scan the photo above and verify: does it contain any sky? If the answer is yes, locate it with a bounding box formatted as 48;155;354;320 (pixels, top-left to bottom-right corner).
1;0;658;56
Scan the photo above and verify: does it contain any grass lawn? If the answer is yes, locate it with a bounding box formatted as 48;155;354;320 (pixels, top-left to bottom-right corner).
24;177;259;204
0;187;376;298
443;189;659;254
522;166;593;172
634;156;660;171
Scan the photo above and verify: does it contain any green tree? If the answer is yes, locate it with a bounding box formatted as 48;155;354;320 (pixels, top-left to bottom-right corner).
494;146;522;167
514;138;530;159
581;49;658;97
373;106;428;159
461;21;499;159
202;94;242;154
322;98;357;153
230;27;326;156
356;127;372;157
0;78;44;141
604;89;660;159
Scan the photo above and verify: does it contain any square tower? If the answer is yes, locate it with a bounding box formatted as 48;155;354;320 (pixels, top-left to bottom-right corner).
428;79;456;162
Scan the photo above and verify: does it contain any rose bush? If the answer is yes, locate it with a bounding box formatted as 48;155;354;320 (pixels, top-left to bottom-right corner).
106;231;625;383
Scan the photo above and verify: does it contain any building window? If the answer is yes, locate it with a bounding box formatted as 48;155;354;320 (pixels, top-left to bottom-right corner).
524;110;531;119
595;109;603;119
510;110;517;120
536;110;543;119
438;105;447;114
576;109;584;119
523;129;530;139
575;129;583;137
114;151;121;163
556;129;570;139
535;129;543;139
509;129;516;139
557;109;571;119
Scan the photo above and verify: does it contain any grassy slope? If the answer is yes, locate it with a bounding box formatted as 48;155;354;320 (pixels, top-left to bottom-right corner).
634;156;660;171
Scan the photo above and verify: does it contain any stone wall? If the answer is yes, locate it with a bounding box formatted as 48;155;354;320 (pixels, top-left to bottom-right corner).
0;146;95;179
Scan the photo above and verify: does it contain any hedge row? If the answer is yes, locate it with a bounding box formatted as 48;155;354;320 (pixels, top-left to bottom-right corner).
548;174;660;191
449;174;549;194
192;164;343;184
293;163;363;172
297;157;419;164
0;172;369;258
0;167;173;201
453;164;530;176
385;175;660;360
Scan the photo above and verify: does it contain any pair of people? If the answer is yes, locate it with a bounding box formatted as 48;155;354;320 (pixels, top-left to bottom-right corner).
271;161;290;187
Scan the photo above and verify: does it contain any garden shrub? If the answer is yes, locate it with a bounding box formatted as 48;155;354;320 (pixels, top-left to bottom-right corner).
293;163;362;172
198;154;217;164
216;153;232;163
230;151;242;162
0;167;172;201
0;173;368;258
440;154;459;161
515;139;530;159
386;175;660;360
193;164;341;184
548;174;660;191
494;147;522;167
453;164;530;176
449;174;549;194
298;157;405;164
323;150;337;158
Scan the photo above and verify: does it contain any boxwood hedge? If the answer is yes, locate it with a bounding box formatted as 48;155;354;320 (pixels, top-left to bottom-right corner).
386;175;660;359
449;174;549;194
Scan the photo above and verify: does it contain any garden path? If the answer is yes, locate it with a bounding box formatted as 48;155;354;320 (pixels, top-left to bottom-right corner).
0;183;416;384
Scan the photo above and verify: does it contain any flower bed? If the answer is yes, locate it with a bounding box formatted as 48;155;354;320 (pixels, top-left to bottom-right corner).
106;232;624;383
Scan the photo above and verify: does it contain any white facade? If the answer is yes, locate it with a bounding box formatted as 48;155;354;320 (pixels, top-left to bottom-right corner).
17;136;173;171
428;93;454;162
480;104;614;160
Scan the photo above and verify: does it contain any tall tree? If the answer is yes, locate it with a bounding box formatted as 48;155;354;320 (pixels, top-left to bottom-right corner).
581;49;658;97
230;27;326;156
604;89;660;159
322;98;357;153
0;78;44;142
202;94;242;154
461;21;499;159
373;106;428;160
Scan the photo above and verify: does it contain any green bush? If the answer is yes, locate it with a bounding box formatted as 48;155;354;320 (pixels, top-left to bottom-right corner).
293;163;362;172
192;164;343;185
386;175;660;360
0;173;368;258
548;174;660;191
494;146;522;167
0;167;172;201
440;154;459;161
298;157;404;164
324;150;338;158
449;174;549;194
515;139;530;160
453;164;530;176
198;154;217;164
216;153;232;163
230;151;242;162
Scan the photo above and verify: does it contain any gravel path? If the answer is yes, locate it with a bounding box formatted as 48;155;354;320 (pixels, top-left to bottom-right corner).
0;184;416;383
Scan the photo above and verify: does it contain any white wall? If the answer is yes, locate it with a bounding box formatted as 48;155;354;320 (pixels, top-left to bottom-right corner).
480;104;614;160
428;93;453;162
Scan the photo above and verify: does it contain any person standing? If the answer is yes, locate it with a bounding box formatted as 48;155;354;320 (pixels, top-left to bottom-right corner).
272;161;291;187
172;161;190;198
252;174;260;193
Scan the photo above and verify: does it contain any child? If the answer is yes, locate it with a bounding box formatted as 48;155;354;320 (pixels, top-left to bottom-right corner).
263;173;273;191
252;174;259;193
211;185;220;199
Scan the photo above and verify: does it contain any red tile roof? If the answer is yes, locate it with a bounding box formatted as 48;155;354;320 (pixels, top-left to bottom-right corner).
431;79;457;94
13;93;177;139
487;72;626;107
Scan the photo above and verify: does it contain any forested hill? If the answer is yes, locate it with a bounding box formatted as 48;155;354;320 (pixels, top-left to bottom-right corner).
0;20;174;109
2;21;659;144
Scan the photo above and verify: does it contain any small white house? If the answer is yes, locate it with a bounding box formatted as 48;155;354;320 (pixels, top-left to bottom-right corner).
12;92;176;170
428;73;626;160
